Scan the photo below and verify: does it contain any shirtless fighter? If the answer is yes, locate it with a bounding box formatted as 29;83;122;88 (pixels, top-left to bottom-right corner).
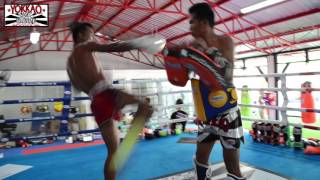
187;3;245;180
67;22;154;180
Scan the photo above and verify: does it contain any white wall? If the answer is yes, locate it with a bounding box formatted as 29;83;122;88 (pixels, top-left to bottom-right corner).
0;51;158;70
0;53;37;70
8;71;69;82
6;70;167;82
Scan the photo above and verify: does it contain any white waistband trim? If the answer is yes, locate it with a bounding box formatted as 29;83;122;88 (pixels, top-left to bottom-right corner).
88;80;110;99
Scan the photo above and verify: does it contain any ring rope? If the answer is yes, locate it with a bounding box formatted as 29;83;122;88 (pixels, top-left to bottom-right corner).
0;128;100;142
0;113;93;124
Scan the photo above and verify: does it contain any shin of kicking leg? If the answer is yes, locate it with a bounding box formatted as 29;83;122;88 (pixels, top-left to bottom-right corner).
100;120;120;180
114;90;140;108
113;90;153;119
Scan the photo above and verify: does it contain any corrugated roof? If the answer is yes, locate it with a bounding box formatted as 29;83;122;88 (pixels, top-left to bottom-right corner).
0;0;319;63
134;13;185;34
265;14;320;34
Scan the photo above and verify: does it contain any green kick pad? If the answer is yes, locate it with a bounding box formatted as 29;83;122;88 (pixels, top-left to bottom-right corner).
152;162;293;180
177;137;197;144
240;86;251;117
288;141;304;149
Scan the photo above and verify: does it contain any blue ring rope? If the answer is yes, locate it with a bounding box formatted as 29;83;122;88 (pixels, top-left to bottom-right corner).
0;128;100;142
0;97;90;105
0;113;94;124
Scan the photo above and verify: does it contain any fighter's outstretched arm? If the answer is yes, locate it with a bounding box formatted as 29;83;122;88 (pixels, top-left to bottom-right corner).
81;41;138;52
80;35;166;54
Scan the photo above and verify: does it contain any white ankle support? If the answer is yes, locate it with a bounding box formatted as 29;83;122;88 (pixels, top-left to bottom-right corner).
227;173;246;180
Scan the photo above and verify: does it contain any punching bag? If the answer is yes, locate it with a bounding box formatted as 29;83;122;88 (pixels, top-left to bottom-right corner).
240;85;251;117
301;81;316;124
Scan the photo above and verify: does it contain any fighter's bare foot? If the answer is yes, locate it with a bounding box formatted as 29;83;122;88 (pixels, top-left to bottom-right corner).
135;103;153;121
114;90;139;110
113;89;153;121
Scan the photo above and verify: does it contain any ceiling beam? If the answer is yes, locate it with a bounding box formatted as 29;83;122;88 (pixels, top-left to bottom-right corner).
73;0;96;22
57;0;96;50
238;37;320;55
50;2;65;31
232;8;320;35
168;6;319;44
236;24;320;46
95;0;137;33
144;0;232;34
113;0;182;38
2;0;188;14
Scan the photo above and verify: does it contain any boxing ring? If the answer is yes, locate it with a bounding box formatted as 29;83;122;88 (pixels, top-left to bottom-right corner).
145;71;320;180
0;72;319;180
0;79;195;144
125;71;320;130
236;71;320;130
0;81;98;142
117;71;320;131
1;71;319;141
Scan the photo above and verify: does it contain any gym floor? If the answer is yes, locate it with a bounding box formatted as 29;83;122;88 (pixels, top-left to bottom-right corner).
1;133;319;180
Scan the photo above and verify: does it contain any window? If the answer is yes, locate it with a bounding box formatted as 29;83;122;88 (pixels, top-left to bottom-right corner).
309;48;320;60
277;51;306;64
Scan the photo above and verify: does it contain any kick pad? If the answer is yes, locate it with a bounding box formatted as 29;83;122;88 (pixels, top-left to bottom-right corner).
152;162;292;180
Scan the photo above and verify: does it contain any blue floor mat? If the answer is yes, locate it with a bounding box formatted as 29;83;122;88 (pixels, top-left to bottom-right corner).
1;133;320;180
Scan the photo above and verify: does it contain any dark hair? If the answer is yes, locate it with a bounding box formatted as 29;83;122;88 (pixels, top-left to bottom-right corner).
70;22;93;43
176;99;184;105
189;3;214;27
145;97;151;104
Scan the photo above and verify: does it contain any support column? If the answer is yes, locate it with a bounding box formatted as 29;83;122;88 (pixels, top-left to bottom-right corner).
267;55;277;120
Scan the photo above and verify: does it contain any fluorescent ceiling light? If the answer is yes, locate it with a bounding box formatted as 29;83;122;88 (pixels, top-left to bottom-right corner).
240;0;286;14
154;39;165;45
30;30;40;44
